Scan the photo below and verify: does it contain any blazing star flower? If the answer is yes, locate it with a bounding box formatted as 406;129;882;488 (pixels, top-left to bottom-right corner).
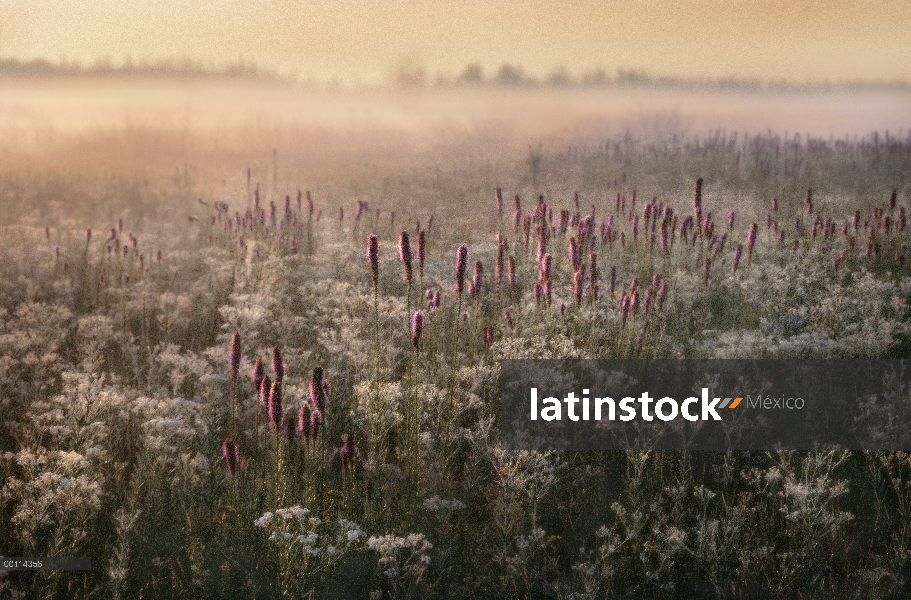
367;234;379;286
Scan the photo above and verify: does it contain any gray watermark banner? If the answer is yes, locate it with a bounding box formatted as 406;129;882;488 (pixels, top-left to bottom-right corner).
500;360;911;451
0;557;91;571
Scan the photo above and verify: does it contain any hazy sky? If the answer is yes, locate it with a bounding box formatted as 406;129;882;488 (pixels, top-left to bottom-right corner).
2;0;910;84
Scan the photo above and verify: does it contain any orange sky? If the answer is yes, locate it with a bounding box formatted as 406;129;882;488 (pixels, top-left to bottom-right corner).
2;0;910;85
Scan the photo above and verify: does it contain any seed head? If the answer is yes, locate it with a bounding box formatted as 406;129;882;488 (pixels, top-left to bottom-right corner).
495;239;505;289
573;270;585;306
310;367;326;412
411;311;425;349
455;244;468;299
747;223;758;263
260;375;272;409
568;237;580;271
271;346;284;383
339;434;357;470
268;381;283;430
657;281;667;308
693;178;703;216
252;358;264;391
399;231;413;284
310;409;323;440
298;403;312;439
367;234;379;286
471;260;485;296
222;438;239;476
417;230;426;277
833;253;844;272
539;253;553;282
283;411;297;442
229;332;242;382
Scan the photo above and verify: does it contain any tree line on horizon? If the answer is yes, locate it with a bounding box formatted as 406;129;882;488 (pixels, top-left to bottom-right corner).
1;55;908;93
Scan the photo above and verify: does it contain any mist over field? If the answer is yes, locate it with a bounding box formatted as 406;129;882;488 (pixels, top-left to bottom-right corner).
4;78;909;155
3;77;908;223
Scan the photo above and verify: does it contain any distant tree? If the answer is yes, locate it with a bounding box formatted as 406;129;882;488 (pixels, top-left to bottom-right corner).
390;56;427;89
457;63;484;86
545;65;573;87
495;63;531;86
581;67;610;87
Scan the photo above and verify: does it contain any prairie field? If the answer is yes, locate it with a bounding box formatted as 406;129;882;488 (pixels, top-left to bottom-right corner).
2;79;911;599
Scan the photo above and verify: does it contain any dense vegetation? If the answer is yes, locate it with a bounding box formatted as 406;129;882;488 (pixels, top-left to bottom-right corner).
2;128;911;598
